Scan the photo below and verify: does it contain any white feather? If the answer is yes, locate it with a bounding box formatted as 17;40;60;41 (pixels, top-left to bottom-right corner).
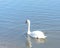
26;19;47;39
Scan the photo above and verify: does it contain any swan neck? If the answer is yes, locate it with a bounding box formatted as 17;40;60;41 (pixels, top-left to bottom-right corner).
27;22;30;34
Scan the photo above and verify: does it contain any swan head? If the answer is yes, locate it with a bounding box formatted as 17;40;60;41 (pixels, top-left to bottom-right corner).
26;19;30;24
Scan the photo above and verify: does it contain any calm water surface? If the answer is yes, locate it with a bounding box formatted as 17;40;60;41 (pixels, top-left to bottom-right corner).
0;0;60;48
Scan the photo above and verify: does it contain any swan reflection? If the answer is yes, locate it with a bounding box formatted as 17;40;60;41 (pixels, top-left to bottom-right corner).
34;38;46;43
26;35;32;48
25;35;46;48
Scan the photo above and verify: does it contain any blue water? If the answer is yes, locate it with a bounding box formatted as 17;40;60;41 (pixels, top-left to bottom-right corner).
0;0;60;48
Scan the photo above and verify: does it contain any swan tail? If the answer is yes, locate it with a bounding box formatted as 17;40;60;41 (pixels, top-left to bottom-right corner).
44;36;47;38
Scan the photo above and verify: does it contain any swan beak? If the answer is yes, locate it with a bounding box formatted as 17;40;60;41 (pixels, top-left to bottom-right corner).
25;20;27;23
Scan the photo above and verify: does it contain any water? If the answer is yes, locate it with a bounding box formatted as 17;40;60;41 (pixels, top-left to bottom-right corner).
0;0;60;48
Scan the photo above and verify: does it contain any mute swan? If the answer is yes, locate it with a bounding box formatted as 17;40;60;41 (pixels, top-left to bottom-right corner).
26;19;47;39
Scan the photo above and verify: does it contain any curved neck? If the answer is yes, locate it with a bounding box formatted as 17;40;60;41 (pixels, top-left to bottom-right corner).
27;22;30;34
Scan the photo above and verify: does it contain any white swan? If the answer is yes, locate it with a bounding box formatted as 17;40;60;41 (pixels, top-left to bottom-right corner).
26;19;47;39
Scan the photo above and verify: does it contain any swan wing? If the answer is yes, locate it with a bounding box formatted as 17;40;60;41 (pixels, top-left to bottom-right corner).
30;31;46;38
30;32;38;38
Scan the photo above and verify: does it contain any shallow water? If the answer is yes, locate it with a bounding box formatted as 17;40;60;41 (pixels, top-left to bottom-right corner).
0;0;60;48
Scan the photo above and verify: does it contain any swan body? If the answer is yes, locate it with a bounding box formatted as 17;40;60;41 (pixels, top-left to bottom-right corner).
28;31;47;38
26;19;47;39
